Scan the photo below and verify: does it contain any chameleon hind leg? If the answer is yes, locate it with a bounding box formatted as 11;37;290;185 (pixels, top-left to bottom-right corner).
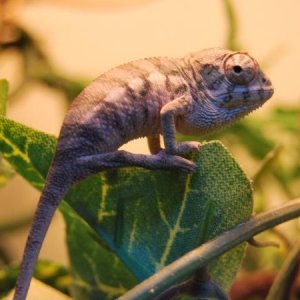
75;150;196;178
147;134;162;154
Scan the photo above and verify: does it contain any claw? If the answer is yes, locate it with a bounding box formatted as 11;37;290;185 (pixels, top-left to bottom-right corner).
174;158;196;173
171;156;196;173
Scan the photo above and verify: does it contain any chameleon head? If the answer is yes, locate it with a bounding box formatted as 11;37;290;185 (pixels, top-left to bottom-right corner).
198;49;274;111
176;48;274;135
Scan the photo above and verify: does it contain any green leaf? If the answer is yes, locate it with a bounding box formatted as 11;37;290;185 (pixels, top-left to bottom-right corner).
0;80;14;186
0;79;8;116
0;116;55;190
0;264;19;297
34;261;71;296
270;107;300;132
61;202;138;299
0;153;14;187
0;116;253;298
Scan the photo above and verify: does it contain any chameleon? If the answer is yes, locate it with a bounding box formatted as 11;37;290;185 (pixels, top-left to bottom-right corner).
13;48;273;300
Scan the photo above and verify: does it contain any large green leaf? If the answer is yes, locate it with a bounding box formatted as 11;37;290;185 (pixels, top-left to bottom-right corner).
0;115;253;299
72;143;252;290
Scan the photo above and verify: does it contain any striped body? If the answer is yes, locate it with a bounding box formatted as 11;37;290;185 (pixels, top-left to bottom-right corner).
59;57;185;154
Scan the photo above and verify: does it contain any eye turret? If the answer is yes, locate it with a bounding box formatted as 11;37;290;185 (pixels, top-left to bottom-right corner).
224;53;257;85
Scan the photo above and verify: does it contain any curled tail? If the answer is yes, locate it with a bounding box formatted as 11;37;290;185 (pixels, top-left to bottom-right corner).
13;164;73;300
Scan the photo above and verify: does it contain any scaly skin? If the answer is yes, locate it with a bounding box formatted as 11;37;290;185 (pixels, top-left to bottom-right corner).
13;48;273;300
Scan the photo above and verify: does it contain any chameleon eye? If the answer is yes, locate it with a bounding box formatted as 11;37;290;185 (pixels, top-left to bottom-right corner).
224;53;257;85
233;65;242;73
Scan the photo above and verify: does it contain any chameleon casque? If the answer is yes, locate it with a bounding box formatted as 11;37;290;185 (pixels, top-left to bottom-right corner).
13;48;273;299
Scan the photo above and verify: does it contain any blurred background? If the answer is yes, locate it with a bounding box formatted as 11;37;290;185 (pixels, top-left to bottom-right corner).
0;0;299;299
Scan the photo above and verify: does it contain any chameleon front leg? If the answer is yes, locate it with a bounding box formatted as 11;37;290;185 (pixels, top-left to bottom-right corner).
76;149;196;177
160;96;201;155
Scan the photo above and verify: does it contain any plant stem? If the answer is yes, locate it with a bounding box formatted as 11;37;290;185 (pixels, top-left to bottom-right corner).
118;199;300;300
266;239;300;300
223;0;240;50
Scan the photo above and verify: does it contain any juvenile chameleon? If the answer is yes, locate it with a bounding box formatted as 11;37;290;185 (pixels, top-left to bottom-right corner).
13;48;273;300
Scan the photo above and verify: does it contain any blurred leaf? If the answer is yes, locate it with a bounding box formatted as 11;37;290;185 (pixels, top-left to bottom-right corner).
2;27;88;102
0;264;18;297
0;154;14;187
0;79;8;115
269;107;300;132
3;278;71;300
0;261;69;298
0;80;14;186
34;261;71;295
39;72;87;101
0;116;253;298
0;213;32;233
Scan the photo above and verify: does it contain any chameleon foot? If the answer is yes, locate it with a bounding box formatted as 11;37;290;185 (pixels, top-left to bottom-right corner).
156;151;196;173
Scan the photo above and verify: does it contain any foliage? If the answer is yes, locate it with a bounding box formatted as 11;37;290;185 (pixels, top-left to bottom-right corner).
0;80;14;187
0;261;70;298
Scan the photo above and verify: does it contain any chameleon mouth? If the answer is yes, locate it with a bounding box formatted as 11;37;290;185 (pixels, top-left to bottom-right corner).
260;87;274;99
255;87;274;103
215;86;274;109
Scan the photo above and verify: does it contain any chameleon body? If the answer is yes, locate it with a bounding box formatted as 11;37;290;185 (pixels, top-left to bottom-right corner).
13;48;273;299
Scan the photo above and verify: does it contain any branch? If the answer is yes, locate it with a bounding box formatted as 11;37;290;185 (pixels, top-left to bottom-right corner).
252;144;282;188
118;198;300;300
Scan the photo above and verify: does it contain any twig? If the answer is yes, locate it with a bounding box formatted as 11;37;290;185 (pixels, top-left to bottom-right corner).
266;240;300;300
223;0;240;50
252;144;282;188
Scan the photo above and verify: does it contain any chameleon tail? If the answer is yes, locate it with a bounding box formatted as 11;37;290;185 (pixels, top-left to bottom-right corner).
13;164;73;300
